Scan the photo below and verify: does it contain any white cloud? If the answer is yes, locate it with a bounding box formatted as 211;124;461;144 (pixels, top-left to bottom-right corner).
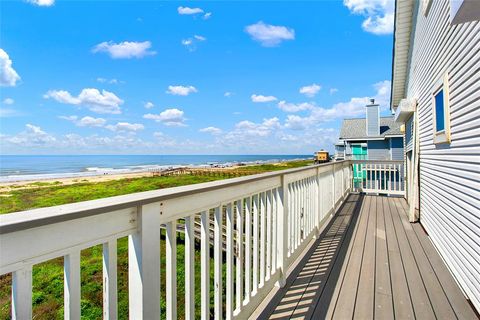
283;80;391;130
277;100;315;112
92;41;156;59
203;12;212;20
251;94;277;103
106;122;144;132
144;101;154;109
245;21;295;47
60;115;107;127
178;6;204;15
0;49;21;87
44;88;123;114
224;92;233;97
27;0;54;6
330;88;339;94
299;84;321;97
166;85;198;96
0;108;18;118
97;77;123;84
3;98;14;105
78;116;106;127
144;108;187;127
285;114;309;130
344;0;394;35
5;124;56;146
200;127;222;135
181;35;206;51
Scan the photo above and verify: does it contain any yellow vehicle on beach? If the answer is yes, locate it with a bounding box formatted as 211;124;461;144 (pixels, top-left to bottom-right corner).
314;150;330;164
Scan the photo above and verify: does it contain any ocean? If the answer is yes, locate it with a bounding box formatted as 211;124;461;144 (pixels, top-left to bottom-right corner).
0;155;311;182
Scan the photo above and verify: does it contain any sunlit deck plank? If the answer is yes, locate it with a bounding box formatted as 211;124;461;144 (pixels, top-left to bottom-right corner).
261;195;476;319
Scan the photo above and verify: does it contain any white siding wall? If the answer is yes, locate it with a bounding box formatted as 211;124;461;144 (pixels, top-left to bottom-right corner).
405;0;480;311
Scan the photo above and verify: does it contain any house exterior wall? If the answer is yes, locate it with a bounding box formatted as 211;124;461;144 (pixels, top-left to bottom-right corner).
405;116;414;152
390;137;404;160
367;140;389;160
404;0;480;310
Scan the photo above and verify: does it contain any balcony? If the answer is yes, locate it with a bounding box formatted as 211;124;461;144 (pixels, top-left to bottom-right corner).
0;161;476;319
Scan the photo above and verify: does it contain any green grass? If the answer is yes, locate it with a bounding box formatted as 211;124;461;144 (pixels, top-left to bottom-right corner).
0;160;312;319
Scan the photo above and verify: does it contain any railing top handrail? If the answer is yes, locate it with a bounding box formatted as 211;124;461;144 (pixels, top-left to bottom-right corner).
351;160;404;164
0;160;350;234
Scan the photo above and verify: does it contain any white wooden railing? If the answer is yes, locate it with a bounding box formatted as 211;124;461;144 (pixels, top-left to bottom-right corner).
351;160;405;195
0;161;352;320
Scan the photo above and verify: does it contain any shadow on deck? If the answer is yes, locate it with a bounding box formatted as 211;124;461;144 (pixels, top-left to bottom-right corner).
256;194;477;319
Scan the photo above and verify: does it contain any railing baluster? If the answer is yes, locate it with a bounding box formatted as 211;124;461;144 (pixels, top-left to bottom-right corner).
271;189;277;274
235;200;244;312
103;240;117;320
259;192;266;287
226;203;234;319
200;211;209;319
185;216;195;320
166;220;177;319
11;266;32;320
128;203;161;319
277;177;288;287
394;164;397;192
252;195;259;295
244;197;252;303
266;190;272;281
214;206;223;318
64;250;81;320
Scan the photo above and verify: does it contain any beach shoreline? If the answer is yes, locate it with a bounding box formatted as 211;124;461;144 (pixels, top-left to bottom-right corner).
0;159;309;192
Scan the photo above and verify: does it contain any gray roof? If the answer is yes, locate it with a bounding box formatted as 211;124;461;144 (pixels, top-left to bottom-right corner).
339;116;402;140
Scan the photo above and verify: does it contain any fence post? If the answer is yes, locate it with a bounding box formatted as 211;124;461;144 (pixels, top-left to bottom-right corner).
128;203;161;320
276;174;288;288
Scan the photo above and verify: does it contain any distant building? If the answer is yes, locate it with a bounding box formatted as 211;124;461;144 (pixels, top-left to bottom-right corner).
334;99;404;161
391;0;480;312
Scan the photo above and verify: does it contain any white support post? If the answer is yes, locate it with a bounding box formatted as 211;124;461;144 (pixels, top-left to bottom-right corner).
200;211;210;320
185;216;195;320
214;207;223;318
244;197;252;304
277;176;288;288
166;220;177;320
128;203;161;320
103;240;117;320
64;250;81;320
11;266;32;320
226;203;234;320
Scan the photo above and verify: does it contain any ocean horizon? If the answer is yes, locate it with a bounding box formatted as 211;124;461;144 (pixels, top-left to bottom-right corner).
0;154;311;182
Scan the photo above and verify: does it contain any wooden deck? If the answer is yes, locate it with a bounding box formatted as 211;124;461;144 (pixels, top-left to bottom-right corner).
258;194;477;319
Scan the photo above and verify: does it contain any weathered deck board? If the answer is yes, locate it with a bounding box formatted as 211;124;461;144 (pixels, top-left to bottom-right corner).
261;195;475;319
374;196;393;319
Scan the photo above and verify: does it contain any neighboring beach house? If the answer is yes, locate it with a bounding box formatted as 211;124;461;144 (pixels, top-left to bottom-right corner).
334;99;404;161
391;0;480;312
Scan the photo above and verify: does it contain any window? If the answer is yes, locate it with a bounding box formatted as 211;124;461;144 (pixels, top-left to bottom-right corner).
432;73;451;144
434;89;445;132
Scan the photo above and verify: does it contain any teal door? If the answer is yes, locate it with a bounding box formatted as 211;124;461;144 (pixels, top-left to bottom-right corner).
352;145;367;187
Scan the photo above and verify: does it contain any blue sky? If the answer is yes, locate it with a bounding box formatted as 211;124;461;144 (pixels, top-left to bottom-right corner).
0;0;394;154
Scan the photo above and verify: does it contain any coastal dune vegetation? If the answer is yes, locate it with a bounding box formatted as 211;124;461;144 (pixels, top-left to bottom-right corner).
0;160;311;319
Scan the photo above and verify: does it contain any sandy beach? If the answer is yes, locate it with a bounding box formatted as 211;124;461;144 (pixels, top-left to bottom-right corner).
0;164;257;192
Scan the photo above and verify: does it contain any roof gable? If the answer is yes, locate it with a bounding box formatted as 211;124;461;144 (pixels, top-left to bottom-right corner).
339;116;402;140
